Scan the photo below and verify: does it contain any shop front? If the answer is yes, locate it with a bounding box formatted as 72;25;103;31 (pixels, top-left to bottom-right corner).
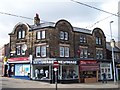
8;57;30;79
79;60;99;83
32;59;78;83
99;62;112;81
116;64;120;81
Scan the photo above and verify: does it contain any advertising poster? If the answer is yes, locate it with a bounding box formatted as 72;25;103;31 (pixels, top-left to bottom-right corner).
15;64;30;76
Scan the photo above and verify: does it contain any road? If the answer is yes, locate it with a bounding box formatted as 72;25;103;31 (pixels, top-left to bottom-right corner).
0;76;119;90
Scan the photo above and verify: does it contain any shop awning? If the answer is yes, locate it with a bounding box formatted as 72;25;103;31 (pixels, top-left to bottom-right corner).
80;65;99;71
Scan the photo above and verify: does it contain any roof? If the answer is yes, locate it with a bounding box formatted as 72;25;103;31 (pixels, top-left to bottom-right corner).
106;42;120;52
30;22;92;34
29;22;55;30
73;27;91;34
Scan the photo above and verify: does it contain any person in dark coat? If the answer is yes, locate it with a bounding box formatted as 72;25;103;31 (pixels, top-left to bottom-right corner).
102;73;107;83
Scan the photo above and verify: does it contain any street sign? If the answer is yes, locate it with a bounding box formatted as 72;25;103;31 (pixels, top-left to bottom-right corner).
53;61;59;69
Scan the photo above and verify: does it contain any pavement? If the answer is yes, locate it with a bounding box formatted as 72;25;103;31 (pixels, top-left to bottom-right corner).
1;76;120;89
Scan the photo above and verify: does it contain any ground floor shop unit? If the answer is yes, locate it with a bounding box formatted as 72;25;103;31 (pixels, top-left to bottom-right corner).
79;60;99;83
7;57;30;80
98;61;113;81
32;59;79;83
116;63;120;81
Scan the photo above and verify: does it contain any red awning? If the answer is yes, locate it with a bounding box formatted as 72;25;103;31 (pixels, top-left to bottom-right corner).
8;57;29;62
80;65;99;71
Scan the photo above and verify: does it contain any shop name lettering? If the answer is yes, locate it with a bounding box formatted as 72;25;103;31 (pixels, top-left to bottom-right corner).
33;60;77;64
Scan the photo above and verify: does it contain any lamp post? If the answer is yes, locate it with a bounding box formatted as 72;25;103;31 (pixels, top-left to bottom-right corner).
110;21;116;83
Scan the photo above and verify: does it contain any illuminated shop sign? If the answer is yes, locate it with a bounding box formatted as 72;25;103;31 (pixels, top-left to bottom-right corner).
33;60;77;65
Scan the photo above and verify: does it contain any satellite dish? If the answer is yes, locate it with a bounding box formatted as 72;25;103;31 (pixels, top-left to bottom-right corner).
22;44;27;51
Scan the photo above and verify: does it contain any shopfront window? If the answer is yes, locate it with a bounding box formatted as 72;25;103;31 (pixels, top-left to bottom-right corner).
99;63;112;80
62;66;78;80
80;71;96;78
34;66;49;80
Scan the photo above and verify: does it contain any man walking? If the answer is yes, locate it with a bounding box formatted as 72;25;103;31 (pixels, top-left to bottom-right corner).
102;73;107;83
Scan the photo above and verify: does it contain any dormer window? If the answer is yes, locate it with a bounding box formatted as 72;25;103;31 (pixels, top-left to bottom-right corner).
60;31;68;40
96;37;102;45
17;30;25;39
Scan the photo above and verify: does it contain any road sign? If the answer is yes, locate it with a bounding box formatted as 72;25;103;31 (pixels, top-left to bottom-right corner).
53;61;59;68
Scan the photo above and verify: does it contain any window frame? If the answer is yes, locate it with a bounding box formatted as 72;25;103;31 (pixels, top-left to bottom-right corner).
36;30;46;40
35;45;47;57
60;46;69;57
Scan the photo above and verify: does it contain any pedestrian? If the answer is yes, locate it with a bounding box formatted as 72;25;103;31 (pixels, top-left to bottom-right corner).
102;73;107;83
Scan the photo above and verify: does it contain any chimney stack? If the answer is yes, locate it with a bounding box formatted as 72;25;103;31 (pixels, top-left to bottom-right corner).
34;13;40;26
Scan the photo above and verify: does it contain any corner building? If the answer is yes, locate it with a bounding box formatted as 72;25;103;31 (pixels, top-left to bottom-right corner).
8;15;107;83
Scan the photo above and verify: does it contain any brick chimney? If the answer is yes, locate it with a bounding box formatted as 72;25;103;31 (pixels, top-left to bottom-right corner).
34;13;40;26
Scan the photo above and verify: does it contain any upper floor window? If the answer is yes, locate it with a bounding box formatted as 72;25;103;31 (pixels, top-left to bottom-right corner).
114;53;120;60
60;31;68;40
79;48;88;58
80;35;87;43
16;45;25;55
60;46;69;57
96;37;102;45
36;31;45;39
96;49;103;59
17;30;25;39
36;45;46;57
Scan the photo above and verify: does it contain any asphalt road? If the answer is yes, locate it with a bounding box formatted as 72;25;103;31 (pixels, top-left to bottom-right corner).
1;76;119;90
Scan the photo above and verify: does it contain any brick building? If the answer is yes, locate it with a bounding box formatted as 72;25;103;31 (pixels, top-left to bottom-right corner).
8;14;108;83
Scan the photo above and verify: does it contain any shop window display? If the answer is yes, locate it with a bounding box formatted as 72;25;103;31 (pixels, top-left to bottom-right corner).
62;66;78;80
80;71;96;78
34;66;49;80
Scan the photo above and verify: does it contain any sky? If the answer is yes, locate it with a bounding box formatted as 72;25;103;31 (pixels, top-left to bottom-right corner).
0;0;119;47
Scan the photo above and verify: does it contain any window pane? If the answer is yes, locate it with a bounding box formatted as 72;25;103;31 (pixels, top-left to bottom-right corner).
22;31;25;38
36;46;40;57
80;36;83;42
99;38;101;45
16;46;20;55
42;31;45;39
80;49;83;58
41;46;46;57
60;31;64;40
18;31;21;39
64;32;68;40
96;37;99;44
65;47;69;57
37;31;41;39
60;47;64;57
84;49;87;58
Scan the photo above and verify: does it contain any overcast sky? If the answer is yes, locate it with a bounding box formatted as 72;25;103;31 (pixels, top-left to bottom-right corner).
0;0;119;47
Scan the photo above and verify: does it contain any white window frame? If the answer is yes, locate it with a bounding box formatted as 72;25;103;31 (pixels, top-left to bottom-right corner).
37;31;41;39
60;47;64;57
60;31;64;40
65;47;69;57
64;32;68;40
42;31;45;39
41;46;46;57
80;48;88;58
36;45;46;57
16;45;21;55
36;46;41;57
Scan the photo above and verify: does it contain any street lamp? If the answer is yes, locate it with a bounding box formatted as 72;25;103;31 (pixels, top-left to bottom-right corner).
110;21;116;83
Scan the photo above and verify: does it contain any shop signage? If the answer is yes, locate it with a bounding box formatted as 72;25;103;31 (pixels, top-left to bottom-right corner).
80;60;97;65
8;57;29;62
33;60;77;65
